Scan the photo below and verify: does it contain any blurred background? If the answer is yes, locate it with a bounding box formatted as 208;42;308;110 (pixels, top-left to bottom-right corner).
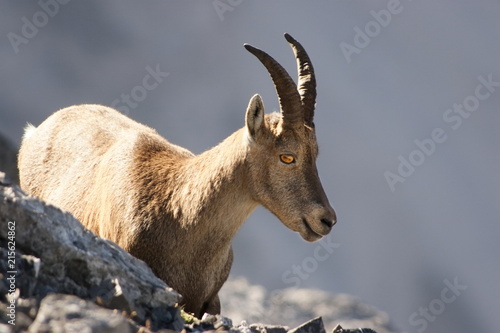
0;1;499;332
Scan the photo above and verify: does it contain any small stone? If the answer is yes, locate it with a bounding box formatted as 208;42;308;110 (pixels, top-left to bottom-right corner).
201;313;217;326
214;314;233;330
237;320;251;333
248;323;288;333
331;325;378;333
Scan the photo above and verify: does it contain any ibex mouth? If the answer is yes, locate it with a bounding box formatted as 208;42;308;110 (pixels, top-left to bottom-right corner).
301;219;324;242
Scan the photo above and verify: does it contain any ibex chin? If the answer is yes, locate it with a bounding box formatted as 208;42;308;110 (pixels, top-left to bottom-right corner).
18;33;336;317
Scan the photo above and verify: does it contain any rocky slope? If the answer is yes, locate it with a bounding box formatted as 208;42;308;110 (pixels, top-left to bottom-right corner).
0;171;391;332
0;172;182;332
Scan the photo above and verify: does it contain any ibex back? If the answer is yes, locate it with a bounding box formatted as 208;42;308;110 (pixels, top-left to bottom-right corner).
18;34;336;317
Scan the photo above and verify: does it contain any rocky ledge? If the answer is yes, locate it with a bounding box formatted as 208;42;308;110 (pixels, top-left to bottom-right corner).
0;172;391;332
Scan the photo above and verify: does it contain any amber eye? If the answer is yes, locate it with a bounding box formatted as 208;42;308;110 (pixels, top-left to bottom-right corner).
279;154;295;164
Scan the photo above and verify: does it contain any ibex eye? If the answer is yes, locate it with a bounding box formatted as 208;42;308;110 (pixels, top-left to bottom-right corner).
280;154;295;164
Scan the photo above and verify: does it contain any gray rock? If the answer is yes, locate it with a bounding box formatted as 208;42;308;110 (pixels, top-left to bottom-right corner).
28;294;131;333
332;325;378;333
189;313;234;332
0;177;183;331
248;323;288;333
0;249;41;330
288;317;325;333
213;314;232;330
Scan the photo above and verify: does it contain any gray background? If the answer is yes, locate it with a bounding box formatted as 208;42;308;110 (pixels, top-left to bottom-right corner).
1;1;499;332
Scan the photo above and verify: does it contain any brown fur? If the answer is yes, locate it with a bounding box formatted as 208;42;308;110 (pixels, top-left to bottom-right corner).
18;38;336;318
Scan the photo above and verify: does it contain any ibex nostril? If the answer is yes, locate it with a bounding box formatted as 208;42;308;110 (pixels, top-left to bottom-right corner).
321;218;334;229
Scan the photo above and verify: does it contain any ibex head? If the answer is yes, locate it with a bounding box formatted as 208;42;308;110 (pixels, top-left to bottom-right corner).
244;33;336;242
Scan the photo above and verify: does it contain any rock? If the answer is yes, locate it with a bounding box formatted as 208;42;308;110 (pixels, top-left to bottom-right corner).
0;177;183;331
288;317;325;333
210;314;232;331
188;313;234;332
28;294;131;333
332;325;378;333
248;323;288;333
0;249;41;330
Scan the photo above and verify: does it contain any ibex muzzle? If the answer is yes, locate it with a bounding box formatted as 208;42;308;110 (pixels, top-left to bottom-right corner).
18;33;336;317
244;33;336;241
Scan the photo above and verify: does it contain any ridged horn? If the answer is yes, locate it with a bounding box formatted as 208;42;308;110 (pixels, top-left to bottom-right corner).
244;43;303;127
284;33;316;126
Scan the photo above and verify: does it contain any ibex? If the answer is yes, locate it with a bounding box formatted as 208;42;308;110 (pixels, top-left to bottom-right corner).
18;34;336;317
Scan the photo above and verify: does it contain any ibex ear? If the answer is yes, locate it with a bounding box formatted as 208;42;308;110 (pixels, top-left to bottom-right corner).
245;94;265;139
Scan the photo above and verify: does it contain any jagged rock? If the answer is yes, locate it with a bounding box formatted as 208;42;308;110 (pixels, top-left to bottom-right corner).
288;317;325;333
28;294;131;333
332;325;378;333
0;176;183;331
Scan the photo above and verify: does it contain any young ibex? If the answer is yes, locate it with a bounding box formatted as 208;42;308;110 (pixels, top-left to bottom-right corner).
18;34;336;317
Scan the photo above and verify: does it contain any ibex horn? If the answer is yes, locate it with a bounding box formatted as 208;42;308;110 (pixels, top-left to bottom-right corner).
284;33;316;126
244;40;303;128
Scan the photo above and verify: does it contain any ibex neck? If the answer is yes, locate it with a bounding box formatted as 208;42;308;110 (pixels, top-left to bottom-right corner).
176;128;257;237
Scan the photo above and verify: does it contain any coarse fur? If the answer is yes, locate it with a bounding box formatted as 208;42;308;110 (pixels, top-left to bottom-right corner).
18;34;336;317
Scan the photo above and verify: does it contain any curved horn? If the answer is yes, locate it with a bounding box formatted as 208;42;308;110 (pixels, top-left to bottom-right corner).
244;43;303;127
284;33;316;126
